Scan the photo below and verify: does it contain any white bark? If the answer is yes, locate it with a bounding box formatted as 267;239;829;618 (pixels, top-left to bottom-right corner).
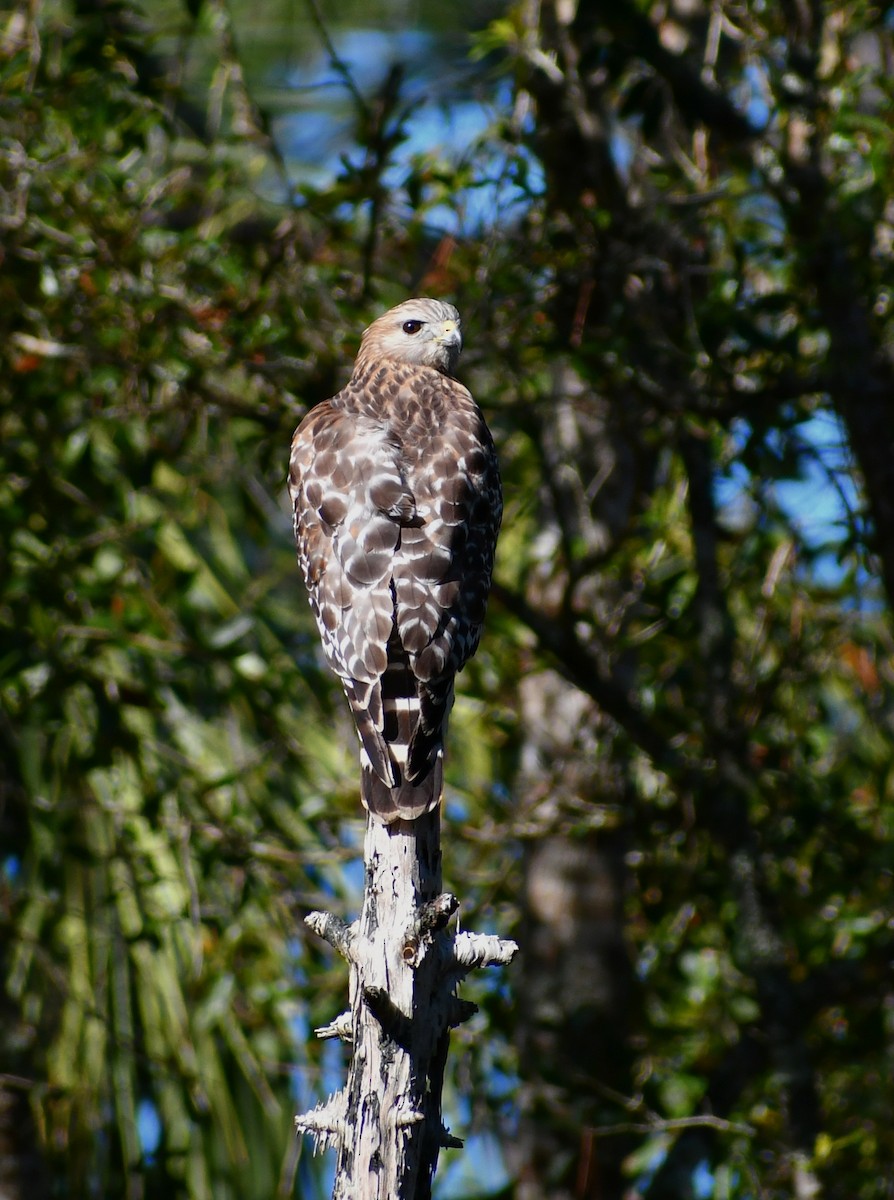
296;809;517;1199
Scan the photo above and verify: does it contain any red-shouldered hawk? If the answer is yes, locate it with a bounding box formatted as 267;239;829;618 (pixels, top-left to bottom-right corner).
289;298;501;823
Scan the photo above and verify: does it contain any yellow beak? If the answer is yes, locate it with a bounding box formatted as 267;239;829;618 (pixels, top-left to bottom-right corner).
437;319;461;346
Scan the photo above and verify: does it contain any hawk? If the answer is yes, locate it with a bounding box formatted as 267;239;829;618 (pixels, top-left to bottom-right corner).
289;298;501;823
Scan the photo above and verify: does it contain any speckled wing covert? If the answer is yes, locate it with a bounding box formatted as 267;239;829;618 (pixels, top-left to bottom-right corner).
289;298;501;823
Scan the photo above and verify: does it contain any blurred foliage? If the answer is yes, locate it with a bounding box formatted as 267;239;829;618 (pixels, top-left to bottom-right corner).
2;1;894;1199
0;5;363;1196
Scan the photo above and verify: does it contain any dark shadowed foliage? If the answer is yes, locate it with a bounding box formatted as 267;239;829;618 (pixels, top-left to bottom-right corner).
2;2;893;1197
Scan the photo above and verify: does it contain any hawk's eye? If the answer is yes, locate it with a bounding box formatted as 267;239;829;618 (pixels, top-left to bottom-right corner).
402;320;423;335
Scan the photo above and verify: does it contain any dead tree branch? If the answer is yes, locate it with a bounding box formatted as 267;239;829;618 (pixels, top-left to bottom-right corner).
296;810;517;1199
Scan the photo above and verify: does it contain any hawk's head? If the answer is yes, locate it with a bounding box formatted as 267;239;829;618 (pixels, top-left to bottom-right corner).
357;298;463;376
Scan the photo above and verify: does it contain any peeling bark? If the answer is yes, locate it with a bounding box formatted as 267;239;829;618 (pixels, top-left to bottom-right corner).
296;810;517;1199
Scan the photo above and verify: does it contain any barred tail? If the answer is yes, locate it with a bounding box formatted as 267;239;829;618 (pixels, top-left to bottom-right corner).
361;754;443;823
356;636;451;824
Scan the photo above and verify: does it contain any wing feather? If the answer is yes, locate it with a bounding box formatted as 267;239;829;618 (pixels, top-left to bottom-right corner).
290;337;501;823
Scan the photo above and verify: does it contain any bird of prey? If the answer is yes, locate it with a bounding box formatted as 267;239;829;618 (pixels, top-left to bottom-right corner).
289;298;501;823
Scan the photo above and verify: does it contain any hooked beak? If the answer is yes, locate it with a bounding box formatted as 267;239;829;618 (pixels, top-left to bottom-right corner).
436;319;462;351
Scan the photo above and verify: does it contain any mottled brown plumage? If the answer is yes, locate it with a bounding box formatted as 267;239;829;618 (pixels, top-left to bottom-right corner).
289;299;501;822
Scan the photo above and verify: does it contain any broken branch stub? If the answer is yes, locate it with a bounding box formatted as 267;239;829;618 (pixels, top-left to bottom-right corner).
295;809;517;1199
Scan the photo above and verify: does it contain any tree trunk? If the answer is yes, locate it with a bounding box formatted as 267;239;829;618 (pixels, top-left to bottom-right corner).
296;810;517;1199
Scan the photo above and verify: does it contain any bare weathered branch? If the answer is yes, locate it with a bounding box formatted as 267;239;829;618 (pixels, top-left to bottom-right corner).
451;931;519;974
297;810;516;1198
314;1011;353;1043
305;910;357;962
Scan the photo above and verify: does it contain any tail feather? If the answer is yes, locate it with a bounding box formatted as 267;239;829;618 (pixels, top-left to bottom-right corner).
407;681;454;783
342;679;396;787
361;754;443;824
353;631;450;823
